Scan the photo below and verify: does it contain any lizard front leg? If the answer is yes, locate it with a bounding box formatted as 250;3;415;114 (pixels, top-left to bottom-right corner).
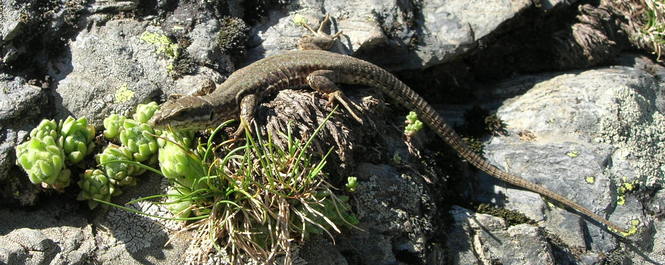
297;14;343;50
233;94;258;137
307;70;363;123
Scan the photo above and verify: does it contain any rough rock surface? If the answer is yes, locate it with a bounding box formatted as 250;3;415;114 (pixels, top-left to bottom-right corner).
446;206;555;265
0;200;95;265
50;19;175;126
471;63;662;261
332;163;439;264
0;74;48;205
245;0;533;71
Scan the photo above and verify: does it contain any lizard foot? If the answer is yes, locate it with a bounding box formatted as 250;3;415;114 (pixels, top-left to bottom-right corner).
297;14;343;50
327;90;363;124
231;118;251;140
307;70;364;123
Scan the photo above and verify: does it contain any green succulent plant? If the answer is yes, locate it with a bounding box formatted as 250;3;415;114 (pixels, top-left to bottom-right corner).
103;114;127;140
404;111;424;136
158;130;204;187
59;116;96;164
97;144;145;186
133;101;160;123
77;169;119;209
119;119;159;162
29;119;59;140
15;136;71;190
164;186;194;218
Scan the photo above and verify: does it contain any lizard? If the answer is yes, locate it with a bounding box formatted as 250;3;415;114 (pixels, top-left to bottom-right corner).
149;15;628;234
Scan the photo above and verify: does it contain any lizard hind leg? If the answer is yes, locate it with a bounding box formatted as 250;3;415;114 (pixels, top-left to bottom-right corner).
232;94;258;138
297;14;343;50
307;70;363;124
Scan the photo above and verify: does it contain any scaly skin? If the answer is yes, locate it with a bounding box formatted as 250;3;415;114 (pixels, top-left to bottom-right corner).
150;48;627;235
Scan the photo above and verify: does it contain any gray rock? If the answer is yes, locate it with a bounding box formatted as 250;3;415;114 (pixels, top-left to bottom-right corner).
0;0;27;64
298;237;348;265
475;65;658;251
331;162;436;264
50;12;239;126
245;0;533;71
0;228;56;265
538;0;578;10
493;66;664;186
0;200;95;265
634;216;665;264
480;138;619;249
1;0;86;66
93;173;188;264
0;75;45;122
186;18;235;73
89;0;139;13
0;74;47;204
50;19;171;126
0;0;24;44
447;206;555;265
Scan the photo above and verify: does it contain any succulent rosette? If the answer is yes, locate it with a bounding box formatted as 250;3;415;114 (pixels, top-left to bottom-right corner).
29;119;59;140
103;114;126;140
133;102;159;123
60;116;96;164
77;169;119;209
158;130;204;187
404;111;424;136
164;185;194;218
119;119;159;162
15;136;71;190
97;144;145;186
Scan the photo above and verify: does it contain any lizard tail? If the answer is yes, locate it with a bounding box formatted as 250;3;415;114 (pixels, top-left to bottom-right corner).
369;68;627;234
419;97;628;234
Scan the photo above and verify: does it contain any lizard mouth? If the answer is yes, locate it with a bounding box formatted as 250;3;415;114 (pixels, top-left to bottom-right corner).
149;96;218;130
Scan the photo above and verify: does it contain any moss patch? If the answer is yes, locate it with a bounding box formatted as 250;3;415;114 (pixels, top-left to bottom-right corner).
217;16;249;55
475;203;536;226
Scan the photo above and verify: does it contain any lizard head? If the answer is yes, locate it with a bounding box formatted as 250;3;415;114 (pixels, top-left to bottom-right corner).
150;95;236;130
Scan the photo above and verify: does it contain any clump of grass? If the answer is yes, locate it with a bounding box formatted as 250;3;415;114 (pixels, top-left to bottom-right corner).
99;110;357;264
611;0;665;60
641;0;665;60
186;121;357;264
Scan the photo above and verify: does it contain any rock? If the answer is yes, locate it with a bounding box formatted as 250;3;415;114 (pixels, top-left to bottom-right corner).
0;228;56;265
539;0;578;10
298;237;348;265
1;0;86;67
0;0;24;44
0;75;45;122
0;74;48;205
93;173;189;264
245;0;534;71
446;206;555;265
635;200;665;263
89;0;139;13
475;64;657;251
50;7;241;126
50;19;168;126
162;1;239;73
0;200;95;265
331;163;437;264
186;17;238;73
0;0;29;64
